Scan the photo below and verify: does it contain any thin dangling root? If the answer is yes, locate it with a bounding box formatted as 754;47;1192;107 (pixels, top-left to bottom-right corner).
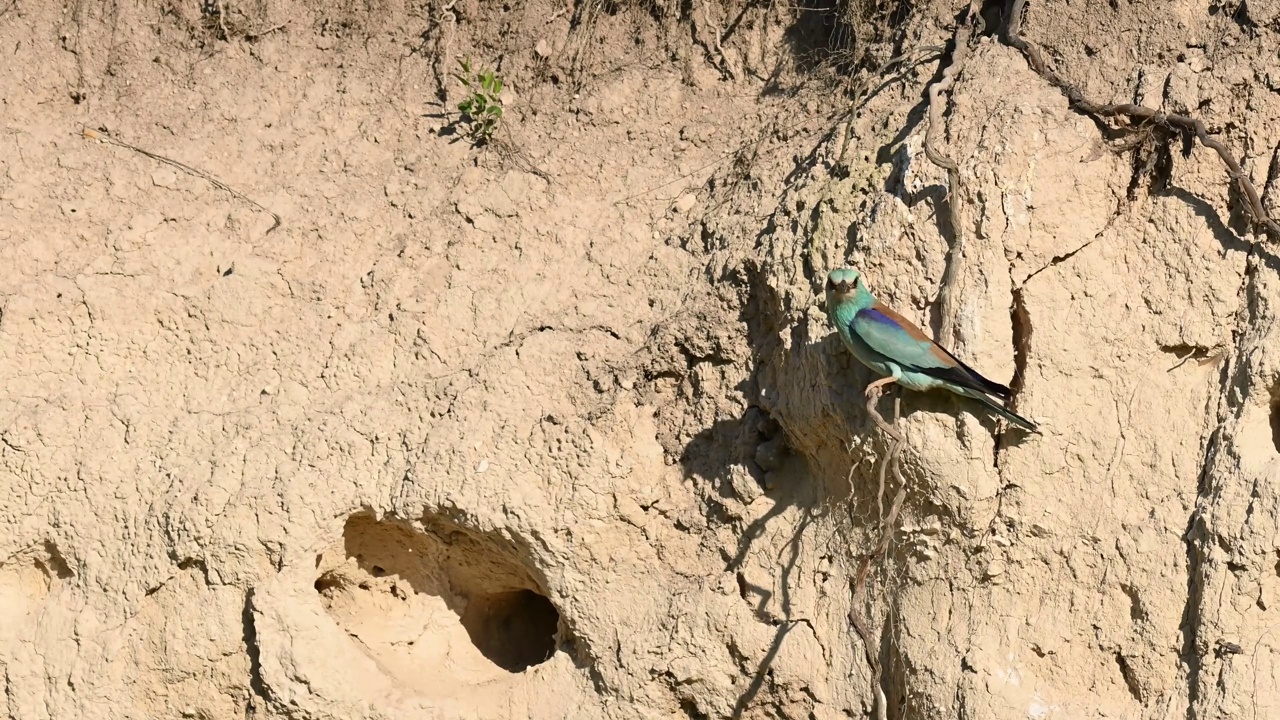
850;391;908;720
864;378;903;441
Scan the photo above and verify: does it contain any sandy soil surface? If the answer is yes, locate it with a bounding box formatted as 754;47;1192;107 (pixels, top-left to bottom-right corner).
3;0;1280;718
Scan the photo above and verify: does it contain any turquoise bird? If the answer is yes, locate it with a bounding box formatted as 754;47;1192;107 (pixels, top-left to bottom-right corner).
825;267;1038;433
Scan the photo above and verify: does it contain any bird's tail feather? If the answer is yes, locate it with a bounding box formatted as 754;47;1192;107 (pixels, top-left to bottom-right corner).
960;388;1039;433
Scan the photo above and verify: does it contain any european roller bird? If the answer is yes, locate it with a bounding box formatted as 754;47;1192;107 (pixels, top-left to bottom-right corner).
825;267;1038;433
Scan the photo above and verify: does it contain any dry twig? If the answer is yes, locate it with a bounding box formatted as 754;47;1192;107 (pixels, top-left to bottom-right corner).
213;0;230;42
698;0;735;80
82;127;281;234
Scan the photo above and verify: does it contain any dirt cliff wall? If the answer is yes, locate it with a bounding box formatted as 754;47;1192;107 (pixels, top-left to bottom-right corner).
2;1;1279;718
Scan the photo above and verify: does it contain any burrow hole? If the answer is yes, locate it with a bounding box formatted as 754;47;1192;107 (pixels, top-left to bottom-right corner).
315;511;561;674
0;541;72;612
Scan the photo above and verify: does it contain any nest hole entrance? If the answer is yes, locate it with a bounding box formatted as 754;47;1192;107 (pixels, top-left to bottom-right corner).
315;512;562;686
461;588;559;672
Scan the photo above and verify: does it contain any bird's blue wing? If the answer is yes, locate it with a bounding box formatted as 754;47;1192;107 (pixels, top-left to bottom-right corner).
851;306;950;369
851;304;1009;397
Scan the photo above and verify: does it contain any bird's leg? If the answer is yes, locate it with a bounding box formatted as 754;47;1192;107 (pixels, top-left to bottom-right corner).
864;376;903;441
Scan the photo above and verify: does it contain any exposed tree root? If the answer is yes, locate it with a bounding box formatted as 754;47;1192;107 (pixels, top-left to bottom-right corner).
850;386;909;720
1003;0;1280;242
926;1;985;349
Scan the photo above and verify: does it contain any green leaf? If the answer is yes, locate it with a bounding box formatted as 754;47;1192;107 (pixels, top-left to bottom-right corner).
492;77;503;95
488;105;503;118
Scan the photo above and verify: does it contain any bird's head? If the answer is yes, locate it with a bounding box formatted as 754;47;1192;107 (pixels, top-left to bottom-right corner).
825;267;863;305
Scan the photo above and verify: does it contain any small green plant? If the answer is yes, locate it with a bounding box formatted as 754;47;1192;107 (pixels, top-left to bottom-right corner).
453;57;504;145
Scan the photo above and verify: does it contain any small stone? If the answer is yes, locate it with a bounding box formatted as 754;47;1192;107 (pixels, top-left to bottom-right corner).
729;468;763;504
534;39;551;58
615;495;647;528
668;656;700;684
673;193;696;214
476;459;490;473
754;436;786;472
151;169;178;189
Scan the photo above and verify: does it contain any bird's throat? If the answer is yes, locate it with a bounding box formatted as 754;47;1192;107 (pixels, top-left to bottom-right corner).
829;294;868;341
